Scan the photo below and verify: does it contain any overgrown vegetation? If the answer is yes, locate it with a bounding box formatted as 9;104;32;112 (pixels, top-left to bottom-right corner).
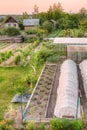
3;27;20;36
0;51;13;63
50;118;83;130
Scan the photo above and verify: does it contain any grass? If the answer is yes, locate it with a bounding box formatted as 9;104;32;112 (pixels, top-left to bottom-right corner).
48;30;61;38
0;64;43;120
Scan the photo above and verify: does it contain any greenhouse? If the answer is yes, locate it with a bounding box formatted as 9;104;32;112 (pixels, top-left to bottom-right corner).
79;60;87;98
54;60;78;119
53;37;87;44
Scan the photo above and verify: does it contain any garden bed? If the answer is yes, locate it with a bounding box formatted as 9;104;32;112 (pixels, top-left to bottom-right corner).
24;63;57;120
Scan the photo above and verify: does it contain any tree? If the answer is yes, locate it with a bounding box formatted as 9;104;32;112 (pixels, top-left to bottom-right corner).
80;19;87;31
79;7;87;17
42;21;53;32
22;12;29;19
47;2;64;20
33;4;39;14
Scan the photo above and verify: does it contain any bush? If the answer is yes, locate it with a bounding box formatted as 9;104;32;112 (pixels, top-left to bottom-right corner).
26;29;37;35
37;47;53;63
5;125;14;130
3;27;20;36
61;119;71;130
0;119;14;130
26;37;37;43
5;51;13;59
71;120;83;130
14;55;21;65
19;125;24;130
38;123;45;130
26;121;35;130
47;54;61;62
50;118;61;130
42;21;53;33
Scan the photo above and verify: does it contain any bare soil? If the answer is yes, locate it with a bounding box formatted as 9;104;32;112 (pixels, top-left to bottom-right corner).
46;64;60;117
78;65;87;120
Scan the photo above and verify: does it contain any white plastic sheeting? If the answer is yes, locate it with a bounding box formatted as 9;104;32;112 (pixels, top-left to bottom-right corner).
79;60;87;98
53;38;87;44
54;60;78;119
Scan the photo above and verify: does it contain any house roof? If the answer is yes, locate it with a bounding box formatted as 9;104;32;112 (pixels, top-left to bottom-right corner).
4;16;19;23
23;19;40;26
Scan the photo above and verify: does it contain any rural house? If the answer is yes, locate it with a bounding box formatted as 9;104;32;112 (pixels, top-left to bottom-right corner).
4;16;19;28
23;18;40;30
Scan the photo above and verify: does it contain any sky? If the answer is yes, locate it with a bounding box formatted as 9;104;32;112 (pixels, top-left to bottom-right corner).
0;0;87;14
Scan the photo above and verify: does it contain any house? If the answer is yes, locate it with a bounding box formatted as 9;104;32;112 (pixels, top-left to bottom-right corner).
23;18;40;30
4;16;19;28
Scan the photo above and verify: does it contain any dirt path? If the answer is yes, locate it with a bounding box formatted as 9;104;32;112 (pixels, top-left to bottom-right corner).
46;64;60;118
78;66;87;120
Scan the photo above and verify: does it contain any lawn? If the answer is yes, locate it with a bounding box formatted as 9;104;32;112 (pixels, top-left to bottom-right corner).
0;65;43;120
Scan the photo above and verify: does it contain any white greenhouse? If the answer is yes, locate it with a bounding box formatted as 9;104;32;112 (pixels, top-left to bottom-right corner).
54;60;78;119
79;60;87;98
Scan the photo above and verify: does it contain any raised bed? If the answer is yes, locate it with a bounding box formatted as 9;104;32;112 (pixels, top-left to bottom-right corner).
23;63;57;120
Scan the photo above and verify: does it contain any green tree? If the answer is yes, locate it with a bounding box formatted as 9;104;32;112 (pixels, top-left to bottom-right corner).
33;4;39;14
42;21;53;32
22;12;29;19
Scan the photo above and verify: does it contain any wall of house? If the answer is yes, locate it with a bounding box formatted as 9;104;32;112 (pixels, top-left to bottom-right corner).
24;26;36;30
5;23;19;28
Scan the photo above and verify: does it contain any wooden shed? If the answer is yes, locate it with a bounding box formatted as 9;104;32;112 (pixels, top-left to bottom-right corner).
23;18;40;30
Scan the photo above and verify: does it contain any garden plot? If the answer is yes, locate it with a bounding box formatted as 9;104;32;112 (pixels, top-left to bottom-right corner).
24;63;57;120
0;44;29;66
0;43;19;52
0;43;11;50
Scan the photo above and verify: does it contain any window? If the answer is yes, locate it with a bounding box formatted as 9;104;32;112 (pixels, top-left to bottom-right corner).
14;24;16;27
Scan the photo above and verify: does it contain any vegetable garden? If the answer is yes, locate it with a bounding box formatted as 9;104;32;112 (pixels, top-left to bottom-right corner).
24;63;57;120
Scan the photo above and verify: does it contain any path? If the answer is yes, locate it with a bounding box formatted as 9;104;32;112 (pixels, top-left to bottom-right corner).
46;64;60;117
78;66;87;120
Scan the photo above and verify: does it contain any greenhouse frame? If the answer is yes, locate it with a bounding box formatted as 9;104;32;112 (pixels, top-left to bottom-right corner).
54;60;78;119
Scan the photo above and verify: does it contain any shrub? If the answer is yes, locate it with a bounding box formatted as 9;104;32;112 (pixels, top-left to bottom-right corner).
61;119;71;130
0;57;2;64
38;123;45;130
37;47;53;63
3;27;20;36
14;55;21;65
19;125;24;130
46;54;61;62
5;51;13;59
26;29;37;35
5;125;14;130
71;120;83;130
26;37;37;43
50;118;61;130
42;21;53;33
33;41;39;48
26;121;35;130
0;119;14;130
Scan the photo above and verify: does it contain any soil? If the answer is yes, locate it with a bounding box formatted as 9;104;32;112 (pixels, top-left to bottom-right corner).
78;65;87;120
46;64;60;117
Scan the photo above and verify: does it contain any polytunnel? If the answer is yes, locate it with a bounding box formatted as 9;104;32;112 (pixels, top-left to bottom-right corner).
54;60;78;119
79;60;87;98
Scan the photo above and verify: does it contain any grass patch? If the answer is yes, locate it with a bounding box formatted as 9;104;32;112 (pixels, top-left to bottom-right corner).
0;65;43;119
